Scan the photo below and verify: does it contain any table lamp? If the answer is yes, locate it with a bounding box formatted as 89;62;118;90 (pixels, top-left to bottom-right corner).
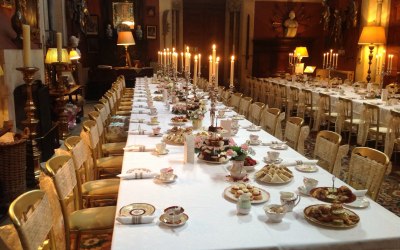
358;25;386;82
45;48;71;64
69;49;80;61
117;31;135;67
294;47;308;74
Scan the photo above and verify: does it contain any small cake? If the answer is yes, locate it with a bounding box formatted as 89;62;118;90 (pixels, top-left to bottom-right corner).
252;188;262;200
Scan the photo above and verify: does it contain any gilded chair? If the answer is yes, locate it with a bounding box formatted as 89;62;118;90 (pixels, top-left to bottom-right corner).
283;117;304;150
337;97;362;144
347;147;390;200
9;190;58;250
313;93;337;131
384;109;400;160
65;136;119;207
363;103;387;149
221;89;231;105
288;86;300;117
238;96;253;118
82;120;124;179
248;102;266;125
229;92;243;112
302;88;317;128
260;108;284;139
313;130;341;173
43;155;116;249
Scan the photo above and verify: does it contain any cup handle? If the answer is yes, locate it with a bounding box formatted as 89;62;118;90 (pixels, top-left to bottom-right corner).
295;195;301;207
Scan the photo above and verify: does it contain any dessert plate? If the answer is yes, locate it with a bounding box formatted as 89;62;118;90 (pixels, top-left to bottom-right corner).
295;164;318;173
120;203;156;217
263;157;283;164
247;140;262;146
224;186;270;204
159;213;188;227
270;144;288;150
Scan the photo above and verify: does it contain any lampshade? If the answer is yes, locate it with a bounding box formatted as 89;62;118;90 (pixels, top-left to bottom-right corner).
117;31;135;46
294;47;309;58
69;49;80;60
0;65;3;76
122;20;135;29
358;26;386;45
45;48;71;64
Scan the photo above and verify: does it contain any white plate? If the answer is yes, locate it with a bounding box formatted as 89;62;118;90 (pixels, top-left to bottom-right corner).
231;115;245;120
247;127;261;132
147;122;160;125
149;133;163;137
154;174;177;183
344;197;370;208
295;164;318;173
224;186;270;204
159;213;188;227
270;144;288;150
263;157;283;164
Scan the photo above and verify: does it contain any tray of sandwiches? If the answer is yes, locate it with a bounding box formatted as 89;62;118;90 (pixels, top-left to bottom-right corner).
255;164;293;184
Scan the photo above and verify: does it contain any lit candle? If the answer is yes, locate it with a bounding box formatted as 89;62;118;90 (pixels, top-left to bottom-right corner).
188;53;191;74
186;46;189;53
289;53;291;64
163;51;167;66
215;57;220;87
22;24;31;67
56;32;62;62
212;44;216;74
194;55;198;86
230;55;235;86
329;49;333;66
209;55;213;84
335;53;338;68
198;54;201;75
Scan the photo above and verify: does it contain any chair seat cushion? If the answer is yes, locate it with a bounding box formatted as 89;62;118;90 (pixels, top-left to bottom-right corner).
69;206;116;230
105;134;128;143
97;156;123;169
118;105;132;111
369;126;388;133
102;142;126;155
82;179;120;195
115;110;131;116
120;101;133;106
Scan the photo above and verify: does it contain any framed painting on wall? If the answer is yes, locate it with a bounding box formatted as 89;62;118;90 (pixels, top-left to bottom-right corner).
0;0;13;8
24;0;41;45
112;1;134;28
147;25;156;39
146;6;155;17
86;15;99;35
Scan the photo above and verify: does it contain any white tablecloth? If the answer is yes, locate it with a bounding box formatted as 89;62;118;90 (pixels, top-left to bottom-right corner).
111;78;400;250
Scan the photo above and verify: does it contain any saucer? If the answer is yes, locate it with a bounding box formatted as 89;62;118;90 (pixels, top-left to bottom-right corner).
344;197;370;208
159;213;188;227
155;174;177;183
147;121;160;125
263;157;283;164
156;149;169;155
246;126;261;132
270;144;288;150
247;139;261;146
149;133;163;137
298;186;311;196
217;115;227;119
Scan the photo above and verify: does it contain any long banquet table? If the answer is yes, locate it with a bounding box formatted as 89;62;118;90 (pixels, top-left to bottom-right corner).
111;77;400;250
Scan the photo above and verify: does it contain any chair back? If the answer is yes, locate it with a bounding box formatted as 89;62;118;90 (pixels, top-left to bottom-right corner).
259;80;268;103
249;102;266;125
88;111;105;143
82;120;102;160
229;92;243;111
222;89;231;105
288;86;300;116
260;108;281;136
9;190;56;250
94;103;109;126
65;136;94;182
348;147;390;200
313;130;341;173
284;117;304;149
384;110;400;158
238;96;252;118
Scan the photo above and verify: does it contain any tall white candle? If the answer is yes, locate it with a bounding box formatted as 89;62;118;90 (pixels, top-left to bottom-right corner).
209;56;213;84
212;44;216;75
181;52;184;72
56;32;62;62
323;53;326;68
188;53;191;74
336;53;339;68
230;55;235;86
215;57;219;87
163;52;167;66
329;49;333;66
198;54;201;75
194;55;198;86
22;24;31;67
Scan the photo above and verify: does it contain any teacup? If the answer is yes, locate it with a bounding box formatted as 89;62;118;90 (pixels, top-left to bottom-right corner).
156;142;167;154
218;110;225;117
231;120;239;128
249;134;259;143
163;206;184;224
150;116;158;123
267;151;280;161
152;126;161;135
280;191;300;212
303;177;318;194
160;167;173;180
150;108;157;115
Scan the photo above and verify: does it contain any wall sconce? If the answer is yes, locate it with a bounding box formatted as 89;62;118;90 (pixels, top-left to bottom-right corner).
117;31;135;67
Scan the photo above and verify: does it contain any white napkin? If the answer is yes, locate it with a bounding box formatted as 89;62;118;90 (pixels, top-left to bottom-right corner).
124;145;155;152
280;159;318;166
353;189;368;197
130;119;145;123
132;105;150;109
116;215;156;224
127;131;149;135
131;111;150;114
117;172;157;179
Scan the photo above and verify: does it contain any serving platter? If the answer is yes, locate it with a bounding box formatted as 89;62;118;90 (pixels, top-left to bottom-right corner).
224;186;270;204
310;186;356;204
304;205;360;229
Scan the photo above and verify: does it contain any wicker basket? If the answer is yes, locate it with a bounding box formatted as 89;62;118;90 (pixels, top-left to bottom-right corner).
0;136;27;204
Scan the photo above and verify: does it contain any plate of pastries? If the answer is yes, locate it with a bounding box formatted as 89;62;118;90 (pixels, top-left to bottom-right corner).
304;203;360;228
224;183;270;204
310;186;356;204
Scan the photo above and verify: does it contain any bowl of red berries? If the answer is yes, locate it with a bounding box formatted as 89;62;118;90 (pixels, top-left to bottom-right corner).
244;156;258;171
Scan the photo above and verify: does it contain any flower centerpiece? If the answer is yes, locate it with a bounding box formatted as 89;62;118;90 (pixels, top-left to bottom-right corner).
188;107;207;129
226;143;255;161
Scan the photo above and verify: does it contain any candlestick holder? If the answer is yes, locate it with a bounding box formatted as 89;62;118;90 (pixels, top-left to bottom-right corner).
52;62;70;139
16;66;41;183
379;63;391;91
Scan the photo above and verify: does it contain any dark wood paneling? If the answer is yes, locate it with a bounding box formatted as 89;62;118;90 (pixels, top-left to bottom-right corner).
387;0;400;80
183;0;226;83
